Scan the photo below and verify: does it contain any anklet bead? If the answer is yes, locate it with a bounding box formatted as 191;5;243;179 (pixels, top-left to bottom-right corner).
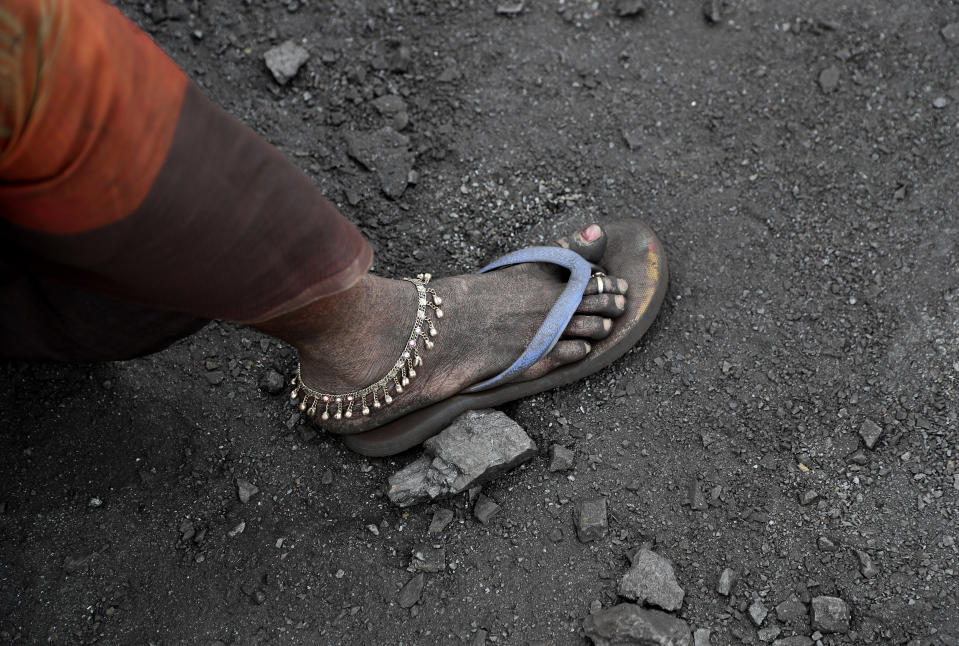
384;394;393;404
435;309;444;318
362;407;370;416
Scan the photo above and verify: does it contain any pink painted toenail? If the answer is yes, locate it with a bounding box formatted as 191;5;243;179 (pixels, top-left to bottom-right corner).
581;224;601;242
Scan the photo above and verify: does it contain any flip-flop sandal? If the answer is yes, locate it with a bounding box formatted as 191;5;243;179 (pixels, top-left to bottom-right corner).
341;219;668;456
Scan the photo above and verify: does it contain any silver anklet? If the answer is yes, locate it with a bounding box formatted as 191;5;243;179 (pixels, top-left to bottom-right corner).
290;273;444;421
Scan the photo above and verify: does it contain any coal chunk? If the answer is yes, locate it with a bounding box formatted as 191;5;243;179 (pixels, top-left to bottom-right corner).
236;479;259;504
548;444;575;472
810;595;850;633
615;0;645;17
264;41;309;85
583;604;692;646
702;0;721;23
818;66;840;93
859;419;883;449
473;494;500;524
716;567;738;596
428;508;454;534
387;410;536;506
345;128;414;199
618;548;685;611
775;595;807;623
574;498;608;543
397;573;424;608
259;369;286;395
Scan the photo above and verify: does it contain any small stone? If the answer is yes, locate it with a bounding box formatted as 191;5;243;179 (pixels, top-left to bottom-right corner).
574;498;608;543
387;410;536;506
345;127;414;200
855;549;879;578
409;544;446;573
297;426;317;443
693;628;712;646
495;1;524;15
810;596;851;633
800;489;819;505
321;469;333;485
470;629;488;645
264;40;310;85
772;638;814;646
702;0;721;24
371;95;409;130
817;536;838;552
775;596;807;623
370;39;411;72
428;508;454;534
371;94;407;115
859;419;883;449
717;568;738;596
933;96;949;109
758;626;781;642
818;65;840;93
259;369;285;395
615;0;645;18
583;604;692;646
63;552;95;575
942;23;959;44
618;548;685;611
397;573;425;608
473;494;500;524
623;129;643;151
204;370;225;385
749;599;768;626
849;449;869;465
548;444;575;472
688;480;708;511
228;521;246;537
548;527;564;543
236;479;259;504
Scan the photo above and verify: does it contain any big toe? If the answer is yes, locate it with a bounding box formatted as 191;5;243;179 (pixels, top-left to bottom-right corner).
558;223;607;264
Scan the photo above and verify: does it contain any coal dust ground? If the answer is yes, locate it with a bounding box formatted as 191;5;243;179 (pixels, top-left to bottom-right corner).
2;1;958;644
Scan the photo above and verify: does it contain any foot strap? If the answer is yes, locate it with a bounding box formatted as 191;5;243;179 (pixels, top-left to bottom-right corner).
462;246;593;393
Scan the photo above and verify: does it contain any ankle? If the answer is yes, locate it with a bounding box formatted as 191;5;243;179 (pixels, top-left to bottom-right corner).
253;274;416;391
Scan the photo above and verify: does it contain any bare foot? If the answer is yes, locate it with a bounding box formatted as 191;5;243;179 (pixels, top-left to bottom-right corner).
254;224;629;434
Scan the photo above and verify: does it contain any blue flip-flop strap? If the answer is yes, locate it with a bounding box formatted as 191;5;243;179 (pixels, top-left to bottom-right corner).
462;246;593;393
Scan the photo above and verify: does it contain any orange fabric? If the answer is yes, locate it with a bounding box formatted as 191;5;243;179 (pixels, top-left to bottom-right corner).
0;0;186;234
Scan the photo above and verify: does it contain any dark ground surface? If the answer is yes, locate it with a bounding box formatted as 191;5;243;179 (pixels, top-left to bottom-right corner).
2;0;959;644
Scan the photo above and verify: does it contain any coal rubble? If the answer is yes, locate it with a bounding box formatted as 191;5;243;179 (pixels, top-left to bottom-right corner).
7;1;958;643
